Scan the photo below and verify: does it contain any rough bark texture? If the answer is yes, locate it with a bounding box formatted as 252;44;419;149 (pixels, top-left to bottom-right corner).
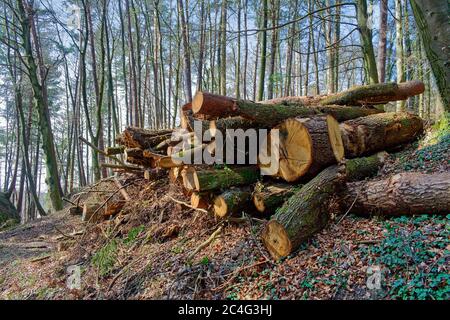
340;112;423;158
185;166;260;192
0;192;19;224
116;127;173;149
410;0;450;111
253;183;296;215
344;172;450;216
262;165;343;260
192;92;383;126
213;187;252;218
105;146;125;155
261;153;388;259
319;81;424;106
124;148;154;167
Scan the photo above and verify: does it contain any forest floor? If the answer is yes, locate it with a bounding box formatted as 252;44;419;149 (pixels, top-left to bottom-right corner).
0;119;449;300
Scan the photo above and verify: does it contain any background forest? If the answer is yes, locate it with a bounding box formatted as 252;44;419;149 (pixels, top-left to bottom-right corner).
0;0;448;223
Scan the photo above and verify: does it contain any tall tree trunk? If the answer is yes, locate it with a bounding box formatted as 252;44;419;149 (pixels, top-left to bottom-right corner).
356;0;379;84
267;0;279;99
377;0;388;83
219;0;227;95
178;0;192;101
18;0;63;211
395;0;406;111
257;0;268;101
410;0;450;112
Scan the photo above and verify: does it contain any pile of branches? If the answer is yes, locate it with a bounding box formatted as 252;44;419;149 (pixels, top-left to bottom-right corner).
94;80;448;260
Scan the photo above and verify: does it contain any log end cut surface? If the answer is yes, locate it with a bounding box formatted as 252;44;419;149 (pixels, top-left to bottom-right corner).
261;220;292;260
192;91;204;114
326;115;345;162
273;118;313;182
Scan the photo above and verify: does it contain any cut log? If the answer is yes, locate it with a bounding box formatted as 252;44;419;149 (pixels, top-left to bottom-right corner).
318;80;425;106
155;132;195;151
340;112;423;157
261;95;328;106
184;166;260;192
101;163;142;172
209;117;262;138
252;182;296;215
191;192;212;209
158;142;214;168
260;115;344;182
124;148;154;167
213;187;252;218
261;153;388;260
192;91;383;125
104;146;125;155
344;172;450;216
144;168;165;181
169;167;182;184
116;127;173;149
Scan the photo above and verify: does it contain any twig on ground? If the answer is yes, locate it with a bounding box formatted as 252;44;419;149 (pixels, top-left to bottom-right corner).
187;226;223;261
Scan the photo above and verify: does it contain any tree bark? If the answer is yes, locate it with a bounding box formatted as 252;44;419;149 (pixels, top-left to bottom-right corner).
395;0;406;111
318;81;425;106
183;166;260;192
213;186;252;218
344;172;450;216
192;92;384;125
410;0;450;111
377;0;388;83
17;0;63;211
261;152;388;260
253;182;295;215
0;192;19;224
116;127;173;149
356;0;379;84
340;112;423;158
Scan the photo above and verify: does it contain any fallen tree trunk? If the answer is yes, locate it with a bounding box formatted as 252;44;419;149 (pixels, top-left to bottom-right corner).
101;163;142;172
192;92;383;125
261;95;328;106
213;187;252;218
191;192;212;209
252;183;296;215
116;127;173;149
340;112;423;157
124;148;154;167
344;172;450;216
318;80;425;106
261;152;388;260
104;146;125;155
183;166;260;192
260;115;344;182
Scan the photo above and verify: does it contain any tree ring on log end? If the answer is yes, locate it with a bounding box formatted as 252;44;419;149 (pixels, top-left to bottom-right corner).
213;196;228;218
253;194;266;213
326;115;345;162
276;118;313;182
192;92;204;114
261;220;291;260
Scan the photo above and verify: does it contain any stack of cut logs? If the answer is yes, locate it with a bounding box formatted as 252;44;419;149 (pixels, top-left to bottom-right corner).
100;80;449;260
